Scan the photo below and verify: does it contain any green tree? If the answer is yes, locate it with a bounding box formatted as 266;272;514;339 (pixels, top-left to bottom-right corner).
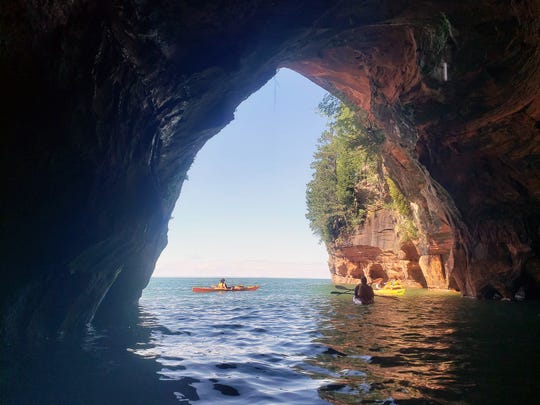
386;177;418;241
306;94;382;243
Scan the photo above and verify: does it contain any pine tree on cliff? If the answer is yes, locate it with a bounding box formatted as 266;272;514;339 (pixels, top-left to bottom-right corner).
306;94;382;244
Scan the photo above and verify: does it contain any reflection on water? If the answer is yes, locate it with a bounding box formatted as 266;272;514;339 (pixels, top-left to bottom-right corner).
1;279;539;404
1;310;192;404
312;290;540;404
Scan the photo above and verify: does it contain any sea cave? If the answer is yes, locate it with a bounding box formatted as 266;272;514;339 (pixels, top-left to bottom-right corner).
1;0;540;344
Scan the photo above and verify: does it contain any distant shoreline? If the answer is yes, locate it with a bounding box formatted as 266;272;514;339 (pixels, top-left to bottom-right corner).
150;275;331;280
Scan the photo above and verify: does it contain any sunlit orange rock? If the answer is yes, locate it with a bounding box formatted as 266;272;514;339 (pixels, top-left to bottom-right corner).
329;209;425;287
418;255;447;289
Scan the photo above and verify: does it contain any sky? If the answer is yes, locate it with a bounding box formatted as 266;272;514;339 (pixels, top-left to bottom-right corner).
153;68;331;279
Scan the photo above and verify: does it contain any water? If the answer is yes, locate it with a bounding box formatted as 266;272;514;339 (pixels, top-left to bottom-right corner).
1;277;539;404
314;289;540;404
136;278;331;404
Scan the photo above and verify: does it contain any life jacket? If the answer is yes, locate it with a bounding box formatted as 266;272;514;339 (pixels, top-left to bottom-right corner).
357;284;374;304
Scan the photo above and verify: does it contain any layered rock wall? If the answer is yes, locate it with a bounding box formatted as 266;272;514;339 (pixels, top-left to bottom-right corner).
292;1;540;300
329;209;425;288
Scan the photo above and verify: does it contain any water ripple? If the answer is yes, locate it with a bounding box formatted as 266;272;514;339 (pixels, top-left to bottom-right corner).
5;278;536;404
134;278;331;404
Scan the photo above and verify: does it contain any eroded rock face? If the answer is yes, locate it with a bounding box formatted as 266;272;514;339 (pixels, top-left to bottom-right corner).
1;1;540;341
329;209;425;288
292;2;540;301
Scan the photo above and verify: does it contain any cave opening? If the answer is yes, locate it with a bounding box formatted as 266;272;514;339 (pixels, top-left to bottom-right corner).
2;0;540;348
152;68;330;280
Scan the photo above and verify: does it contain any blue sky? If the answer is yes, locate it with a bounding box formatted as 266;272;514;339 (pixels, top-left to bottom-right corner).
154;68;330;279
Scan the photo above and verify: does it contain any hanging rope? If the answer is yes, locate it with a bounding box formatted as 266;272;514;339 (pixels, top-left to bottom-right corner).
273;69;280;112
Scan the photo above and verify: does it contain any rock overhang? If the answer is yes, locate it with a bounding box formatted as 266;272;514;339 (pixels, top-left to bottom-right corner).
1;0;540;342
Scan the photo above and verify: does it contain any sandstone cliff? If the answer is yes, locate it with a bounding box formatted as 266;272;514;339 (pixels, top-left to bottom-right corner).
328;208;425;287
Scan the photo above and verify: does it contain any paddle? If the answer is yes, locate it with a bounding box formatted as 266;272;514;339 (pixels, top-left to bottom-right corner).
332;285;398;300
335;285;354;291
331;291;352;295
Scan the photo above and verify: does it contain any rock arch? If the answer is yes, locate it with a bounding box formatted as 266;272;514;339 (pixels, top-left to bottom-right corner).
1;1;540;341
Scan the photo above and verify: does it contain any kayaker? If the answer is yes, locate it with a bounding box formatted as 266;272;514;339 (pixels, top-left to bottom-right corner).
217;278;228;289
354;276;374;305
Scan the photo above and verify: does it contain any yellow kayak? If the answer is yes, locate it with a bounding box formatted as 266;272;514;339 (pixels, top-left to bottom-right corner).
374;283;406;296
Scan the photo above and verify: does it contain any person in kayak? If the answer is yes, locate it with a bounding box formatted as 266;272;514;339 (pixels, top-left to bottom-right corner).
217;278;228;289
354;276;374;305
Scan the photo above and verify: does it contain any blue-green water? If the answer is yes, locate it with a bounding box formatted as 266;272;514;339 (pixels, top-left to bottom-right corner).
2;277;540;404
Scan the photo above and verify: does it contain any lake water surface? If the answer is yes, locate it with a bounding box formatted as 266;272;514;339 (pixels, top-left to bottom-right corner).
2;277;539;404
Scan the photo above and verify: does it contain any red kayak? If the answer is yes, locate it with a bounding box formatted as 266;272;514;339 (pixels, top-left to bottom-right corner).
192;285;260;293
